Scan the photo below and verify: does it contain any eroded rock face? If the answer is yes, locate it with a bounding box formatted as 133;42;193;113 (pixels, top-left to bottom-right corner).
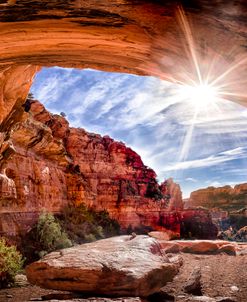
0;100;184;237
0;65;38;125
186;185;247;237
0;101;218;240
26;235;179;297
180;209;218;239
160;178;183;211
187;184;247;211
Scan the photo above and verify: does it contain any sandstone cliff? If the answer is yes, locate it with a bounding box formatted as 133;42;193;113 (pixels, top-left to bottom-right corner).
187;184;247;212
0;100;185;238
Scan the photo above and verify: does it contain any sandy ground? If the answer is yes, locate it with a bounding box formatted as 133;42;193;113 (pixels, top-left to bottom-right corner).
0;253;246;302
162;253;247;301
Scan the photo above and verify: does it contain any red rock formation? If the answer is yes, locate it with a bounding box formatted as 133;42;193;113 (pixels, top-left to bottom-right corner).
187;184;247;212
160;178;183;211
0;0;246;127
180;209;218;239
186;185;247;236
0;100;185;238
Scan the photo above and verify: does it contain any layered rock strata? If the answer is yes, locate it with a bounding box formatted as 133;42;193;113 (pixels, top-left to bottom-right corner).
187;184;247;212
0;100;187;238
186;185;247;236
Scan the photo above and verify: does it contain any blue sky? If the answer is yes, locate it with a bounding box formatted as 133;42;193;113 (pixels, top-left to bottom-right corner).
31;67;247;198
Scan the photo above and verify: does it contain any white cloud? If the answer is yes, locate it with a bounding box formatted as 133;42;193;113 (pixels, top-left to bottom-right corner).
206;181;224;187
162;147;247;172
185;177;198;182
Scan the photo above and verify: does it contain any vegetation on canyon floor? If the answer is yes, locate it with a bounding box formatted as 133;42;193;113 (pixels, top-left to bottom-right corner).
36;212;72;255
59;203;121;244
1;204;121;288
0;238;24;288
20;204;120;265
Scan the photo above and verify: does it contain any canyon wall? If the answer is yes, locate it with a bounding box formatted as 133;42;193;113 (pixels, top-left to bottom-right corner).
186;185;247;233
0;100;185;238
187;184;247;212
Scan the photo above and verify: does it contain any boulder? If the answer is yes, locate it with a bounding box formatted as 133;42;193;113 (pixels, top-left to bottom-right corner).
181;241;218;254
184;267;202;295
26;236;179;297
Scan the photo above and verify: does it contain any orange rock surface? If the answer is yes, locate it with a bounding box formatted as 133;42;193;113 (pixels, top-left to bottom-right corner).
0;101;185;237
187;184;247;212
0;0;246;125
26;236;179;297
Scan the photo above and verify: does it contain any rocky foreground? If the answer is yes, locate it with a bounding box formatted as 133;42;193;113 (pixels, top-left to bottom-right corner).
0;236;247;302
25;236;180;297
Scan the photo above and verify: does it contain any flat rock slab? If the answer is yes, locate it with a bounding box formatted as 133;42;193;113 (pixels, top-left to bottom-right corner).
159;240;247;255
26;236;178;297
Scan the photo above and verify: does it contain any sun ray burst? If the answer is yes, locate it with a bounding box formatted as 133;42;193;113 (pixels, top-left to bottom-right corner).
159;5;247;166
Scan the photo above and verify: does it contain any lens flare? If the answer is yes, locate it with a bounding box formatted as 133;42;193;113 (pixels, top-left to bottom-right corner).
157;5;247;170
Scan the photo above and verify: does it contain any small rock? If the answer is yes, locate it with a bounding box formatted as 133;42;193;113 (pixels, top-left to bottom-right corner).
237;248;247;256
184;267;202;296
148;230;179;241
216;297;237;302
168;255;183;267
181;241;218;254
230;285;239;292
6;295;13;298
14;273;29;287
129;232;137;240
218;244;236;256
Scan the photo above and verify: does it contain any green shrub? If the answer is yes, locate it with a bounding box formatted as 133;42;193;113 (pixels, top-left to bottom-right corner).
21;207;120;263
37;211;72;253
84;233;97;242
59;204;120;244
0;237;24;288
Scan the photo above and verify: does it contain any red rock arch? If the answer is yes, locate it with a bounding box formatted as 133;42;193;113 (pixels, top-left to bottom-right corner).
0;0;246;125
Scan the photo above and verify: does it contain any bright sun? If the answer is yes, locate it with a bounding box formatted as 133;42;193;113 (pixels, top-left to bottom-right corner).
179;83;219;109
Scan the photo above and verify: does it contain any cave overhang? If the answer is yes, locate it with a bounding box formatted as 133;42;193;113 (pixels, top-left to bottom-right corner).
0;0;246;125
